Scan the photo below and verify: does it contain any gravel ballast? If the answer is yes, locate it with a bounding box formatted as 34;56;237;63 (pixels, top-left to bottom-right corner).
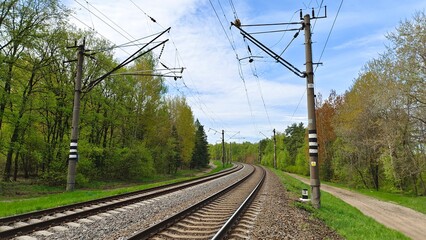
33;165;253;240
28;165;342;239
248;168;343;239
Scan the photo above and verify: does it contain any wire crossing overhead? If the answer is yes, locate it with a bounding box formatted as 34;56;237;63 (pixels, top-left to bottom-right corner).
83;27;171;92
231;21;306;78
231;7;328;209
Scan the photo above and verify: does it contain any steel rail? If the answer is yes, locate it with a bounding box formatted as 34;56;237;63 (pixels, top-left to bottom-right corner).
127;165;257;240
212;166;266;239
0;164;241;239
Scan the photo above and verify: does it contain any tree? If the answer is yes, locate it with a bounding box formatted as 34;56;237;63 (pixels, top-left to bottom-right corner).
332;12;426;193
316;90;342;181
284;123;305;166
167;97;195;167
169;125;182;174
1;0;66;181
190;120;209;169
385;11;426;195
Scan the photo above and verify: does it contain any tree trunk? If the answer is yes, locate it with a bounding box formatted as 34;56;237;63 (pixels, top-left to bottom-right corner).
412;174;418;196
0;61;13;130
3;126;19;181
370;161;379;191
13;149;20;181
22;152;29;178
419;172;426;196
355;165;369;188
3;69;36;181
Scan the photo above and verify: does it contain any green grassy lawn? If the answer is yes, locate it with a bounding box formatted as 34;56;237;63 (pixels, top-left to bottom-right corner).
271;168;410;240
0;161;231;217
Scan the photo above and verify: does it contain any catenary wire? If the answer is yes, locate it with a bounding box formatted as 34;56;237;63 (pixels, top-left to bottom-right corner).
314;0;343;72
128;0;225;130
74;0;133;43
210;0;258;131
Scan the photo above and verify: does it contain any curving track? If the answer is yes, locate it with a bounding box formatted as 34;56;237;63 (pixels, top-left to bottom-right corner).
129;165;265;240
0;164;242;239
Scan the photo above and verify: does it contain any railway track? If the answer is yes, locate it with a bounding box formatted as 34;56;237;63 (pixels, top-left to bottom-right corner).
0;164;242;239
128;165;265;240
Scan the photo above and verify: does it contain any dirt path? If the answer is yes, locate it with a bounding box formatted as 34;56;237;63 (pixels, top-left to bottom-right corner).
286;173;426;240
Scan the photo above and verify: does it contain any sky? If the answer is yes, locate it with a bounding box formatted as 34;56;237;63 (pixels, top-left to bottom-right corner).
63;0;426;144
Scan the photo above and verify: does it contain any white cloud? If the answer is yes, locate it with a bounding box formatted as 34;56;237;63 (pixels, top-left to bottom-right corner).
64;0;425;143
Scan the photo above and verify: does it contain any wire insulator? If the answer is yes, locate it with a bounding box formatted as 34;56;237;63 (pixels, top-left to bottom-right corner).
234;18;241;28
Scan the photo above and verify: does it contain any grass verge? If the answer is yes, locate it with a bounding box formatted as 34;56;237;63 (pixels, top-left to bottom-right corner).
285;173;426;215
357;188;426;214
0;161;232;217
210;160;233;174
271;168;410;240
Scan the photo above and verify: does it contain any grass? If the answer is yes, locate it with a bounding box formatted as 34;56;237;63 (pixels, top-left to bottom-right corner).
271;168;410;240
0;161;232;217
357;188;426;214
286;173;426;215
210;160;233;174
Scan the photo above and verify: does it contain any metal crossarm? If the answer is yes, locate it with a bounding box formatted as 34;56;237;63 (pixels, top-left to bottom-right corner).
231;22;306;78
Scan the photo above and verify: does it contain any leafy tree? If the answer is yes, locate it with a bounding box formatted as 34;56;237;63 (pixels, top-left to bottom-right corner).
332;12;426;193
316;90;342;181
167;97;195;167
284;123;305;166
1;0;66;181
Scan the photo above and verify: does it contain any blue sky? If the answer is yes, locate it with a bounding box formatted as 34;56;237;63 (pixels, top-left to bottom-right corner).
64;0;426;143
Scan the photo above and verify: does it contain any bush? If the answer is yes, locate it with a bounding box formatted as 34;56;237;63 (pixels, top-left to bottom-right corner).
40;168;67;186
76;157;96;183
105;143;155;181
75;173;90;188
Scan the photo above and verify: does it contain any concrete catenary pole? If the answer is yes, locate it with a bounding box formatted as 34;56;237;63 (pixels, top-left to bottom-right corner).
303;14;320;208
221;130;225;167
273;128;277;169
229;142;232;165
66;40;85;191
258;142;261;164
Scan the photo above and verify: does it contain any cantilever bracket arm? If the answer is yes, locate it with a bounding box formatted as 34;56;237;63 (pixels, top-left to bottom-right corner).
231;22;306;78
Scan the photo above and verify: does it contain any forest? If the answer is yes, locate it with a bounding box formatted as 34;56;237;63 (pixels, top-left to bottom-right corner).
211;12;426;196
0;0;210;187
1;0;425;197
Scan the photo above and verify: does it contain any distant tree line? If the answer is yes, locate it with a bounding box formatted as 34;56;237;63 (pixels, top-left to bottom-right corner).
0;0;209;186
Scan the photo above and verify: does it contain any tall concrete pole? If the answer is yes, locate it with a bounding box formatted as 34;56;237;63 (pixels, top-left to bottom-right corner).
66;40;85;191
304;14;320;208
221;130;225;167
258;142;261;164
229;142;232;164
273;128;277;169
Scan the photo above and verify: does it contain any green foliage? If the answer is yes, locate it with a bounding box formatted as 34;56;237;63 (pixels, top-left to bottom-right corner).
329;12;426;194
39;160;66;186
75;173;90;188
294;143;309;175
190;120;209;169
284;122;306;166
75;155;97;183
168;97;195;167
108;144;154;181
168;125;182;174
276;148;289;170
0;1;199;187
